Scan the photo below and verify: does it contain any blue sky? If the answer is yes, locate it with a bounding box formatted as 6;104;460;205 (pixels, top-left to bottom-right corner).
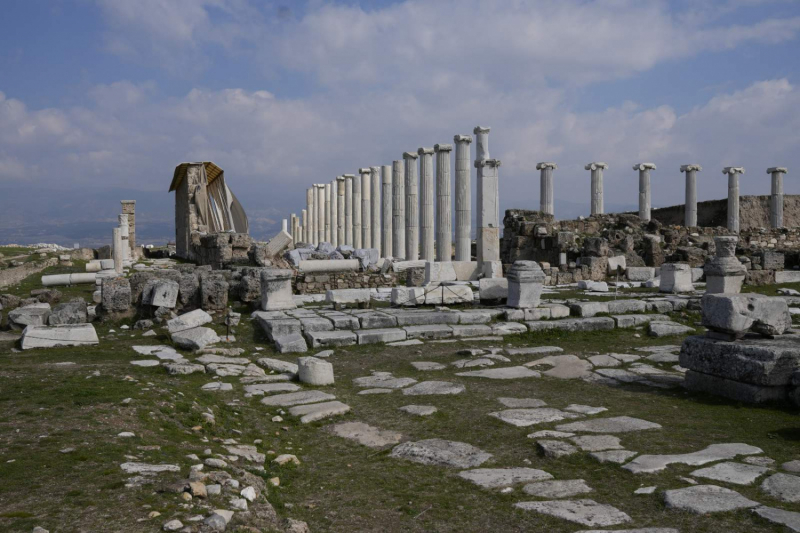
1;0;799;244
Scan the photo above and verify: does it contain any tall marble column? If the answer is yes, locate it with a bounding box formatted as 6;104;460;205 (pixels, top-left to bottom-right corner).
680;164;702;227
585;162;607;215
324;183;332;243
418;147;435;261
476;159;501;272
536;162;556;217
723;167;745;233
768;167;788;228
316;184;325;244
371;166;381;255
454;135;472;261
359;168;371;248
112;227;123;274
301;209;308;244
118;214;130;263
382;164;392;258
353;172;362;248
344;174;354;246
336;176;346;245
329;180;338;246
434;143;453;262
392;160;405;260
634;163;656;222
306;188;315;244
404;151;419;260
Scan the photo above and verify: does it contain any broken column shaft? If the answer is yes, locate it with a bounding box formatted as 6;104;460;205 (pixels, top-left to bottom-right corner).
634;163;656;222
768;167;788;228
536;162;556;217
723;166;745;233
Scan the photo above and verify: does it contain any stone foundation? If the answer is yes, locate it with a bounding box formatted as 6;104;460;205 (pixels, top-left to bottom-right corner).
294;271;398;294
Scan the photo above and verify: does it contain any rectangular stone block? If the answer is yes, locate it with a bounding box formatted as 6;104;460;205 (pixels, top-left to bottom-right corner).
569;301;609;317
775;271;800;284
329;315;360;330
580;256;608;281
326;289;371;305
479;278;508;302
451;261;480;281
504;309;525;322
424;261;457;284
359;312;398;329
356;328;407;344
612;314;670;328
457;311;495;324
524;308;551;321
451;324;492;337
424;285;473;305
395;311;460;326
540;303;570;318
256;317;302;341
300;317;334;333
20;324;99;350
391;287;425;306
626;266;655;281
403;324;454;339
684;370;788;403
274;334;308;354
526;317;615;333
305;330;357;348
607;299;647;314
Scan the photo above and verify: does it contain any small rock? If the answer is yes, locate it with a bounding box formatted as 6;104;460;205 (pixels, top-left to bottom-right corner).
162;520;183;532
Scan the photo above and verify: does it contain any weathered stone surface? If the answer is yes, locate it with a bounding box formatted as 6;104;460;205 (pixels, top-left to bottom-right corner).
570;435;622;452
627;266;656;281
690;461;769;485
390;287;426;306
648;321;695;337
522;479;593;498
514;499;631;527
353;373;417;389
659;263;694;293
172;327;219;350
702;293;792;337
589;450;638;464
456;366;540;379
564;404;607;415
142;279;179;308
457;468;553;489
306;330;357;348
424;285;474;305
9;304;51;329
403;324;453;340
356;328;407;345
260;390;336;407
526;317;615;333
556;416;662;434
753;506;800;532
167;309;212;334
412;361;447;371
623;443;763;474
761;473;800;503
526;355;592;379
479;278;508;302
326;288;370;305
607;299;647;314
200;275;228;311
570;301;609;318
257;357;299;374
21;324;99;350
490;408;581;427
663;484;759;513
297;356;334;385
451;324;493;338
394;311;460;326
498;397;548;408
101;277;131;313
48;300;88;325
506;346;564;356
289;400;350;423
165;362;205;375
120;462;180;474
274;334;308;354
402;381;465;395
327;422;404;448
244;383;300;395
390;439;492;468
398;404;438;416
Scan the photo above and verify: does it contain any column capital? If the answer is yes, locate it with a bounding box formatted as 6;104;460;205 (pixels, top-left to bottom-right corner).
475;159;502;168
343;173;355;179
453;134;473;143
585;162;608;171
680;164;702;172
418;147;434;155
473;126;491;134
358;168;371;175
336;175;345;182
536;162;557;170
767;167;788;174
369;166;380;174
434;143;453;152
722;167;745;175
633;163;656;171
403;151;419;160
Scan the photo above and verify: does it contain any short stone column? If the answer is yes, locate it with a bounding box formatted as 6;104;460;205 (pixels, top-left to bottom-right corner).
705;236;746;294
301;209;308;243
360;168;372;248
121;200;136;258
353;171;364;248
634;163;656;222
454;135;473;261
404;152;420;260
392;160;405;260
418;147;435;261
382;164;392;258
316;184;325;244
260;269;296;311
536;162;556;216
336;176;345;245
372;167;382;255
585;162;608;215
475;159;502;277
474;126;490;160
680;164;702;227
306;188;315;244
112;227;123;273
324;183;332;243
768;167;788;228
118;214;130;263
659;263;694;294
435;143;453;262
507;260;546;308
344;174;355;246
723;167;745;233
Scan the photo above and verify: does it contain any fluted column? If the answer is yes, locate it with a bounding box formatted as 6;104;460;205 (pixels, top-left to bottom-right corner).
324;183;332;243
359;168;371;248
290;213;297;241
371;166;381;255
680;164;701;227
634;163;656;222
434;143;453;262
392;160;405;260
382;164;392;258
536;162;556;217
723;167;745;233
329;180;338;246
336;176;346;245
344;174;354;246
306;188;315;244
301;209;308;244
585;162;607;215
454;135;472;261
112;227;123;273
316;184;325;244
418;147;435;261
118;214;130;263
768;167;788;228
352;172;362;248
404;152;419;260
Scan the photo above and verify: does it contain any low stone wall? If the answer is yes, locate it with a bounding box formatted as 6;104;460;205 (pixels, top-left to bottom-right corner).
189;232;253;269
649;195;800;231
294;271;398;294
0;258;58;289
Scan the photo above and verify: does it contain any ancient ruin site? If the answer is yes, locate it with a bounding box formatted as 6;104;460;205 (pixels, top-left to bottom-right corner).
2;3;800;533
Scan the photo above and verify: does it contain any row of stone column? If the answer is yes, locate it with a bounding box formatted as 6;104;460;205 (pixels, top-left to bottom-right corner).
288;127;501;274
536;163;789;232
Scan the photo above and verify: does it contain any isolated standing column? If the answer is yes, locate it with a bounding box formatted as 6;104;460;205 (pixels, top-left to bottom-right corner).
536;162;557;217
723;167;745;233
418;147;435;261
454;134;473;261
371;166;381;255
392;160;405;260
434;143;453;262
382;165;393;258
585;162;608;215
112;227;123;274
352;172;362;248
680;164;702;227
768;167;788;228
476;159;501;270
359;168;371;248
404;152;419;261
344;174;354;246
634;163;656;222
336;176;346;245
118;214;130;263
306;188;315;244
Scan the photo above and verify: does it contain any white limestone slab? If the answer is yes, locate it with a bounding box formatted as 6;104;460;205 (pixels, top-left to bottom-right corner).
623;443;763;474
457;468;553;489
498;397;548;408
521;479;593;498
691;461;769;485
456;366;540;379
663;484;759;513
398;405;438;416
326;421;404;449
557;416;662;434
514;499;631;527
490;408;581;427
761;473;800;503
401;381;465;396
288;400;350;424
260;390;336;407
353;373;417;389
390;439;492;468
590;450;638;464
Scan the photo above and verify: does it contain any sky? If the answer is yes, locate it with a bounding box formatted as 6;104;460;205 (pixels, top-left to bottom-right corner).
1;0;799;246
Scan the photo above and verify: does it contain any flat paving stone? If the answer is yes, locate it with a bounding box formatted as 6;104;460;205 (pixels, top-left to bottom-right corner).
402;381;465;396
131;360;160;367
743;456;775;467
457;467;553;489
326;422;404;448
783;460;800;473
288;401;350;423
243;383;300;396
390;439;492;468
691;461;769;485
528;430;575;439
260;390;336;407
761;473;800;503
201;382;233;391
353;373;417;389
257;358;299;374
753;506;800;532
663;484;759;513
387;339;424;346
590;450;638;464
646;352;681;363
456;366;541;379
522;479;593;498
623;443;763;474
498;397;548;408
564;404;608;415
398;405;438;416
537;440;579;459
358;388;394;395
588;354;622;367
505;346;564;356
514;499;631;527
411;361;447;371
451;358;495;369
526;354;593;379
557;416;662;434
607;353;642;363
570;435;623;452
490;408;581;427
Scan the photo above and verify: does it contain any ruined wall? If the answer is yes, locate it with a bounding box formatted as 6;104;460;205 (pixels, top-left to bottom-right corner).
647;195;800;231
294;271;398;294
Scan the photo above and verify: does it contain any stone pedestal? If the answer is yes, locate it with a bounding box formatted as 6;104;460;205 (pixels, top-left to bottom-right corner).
354;171;364;248
701;293;791;339
454;135;473;261
336;176;345;246
723;167;745;233
659;263;693;293
507;260;546;308
404;152;419;260
768;167;788;228
585;162;607;215
382;165;392;258
418;148;435;261
360;168;372;248
434;143;453;262
392;160;405;260
634;163;655;222
476;158;501;276
260;269;296;311
344;174;355;246
705;236;746;294
681;164;701;227
536;162;556;216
